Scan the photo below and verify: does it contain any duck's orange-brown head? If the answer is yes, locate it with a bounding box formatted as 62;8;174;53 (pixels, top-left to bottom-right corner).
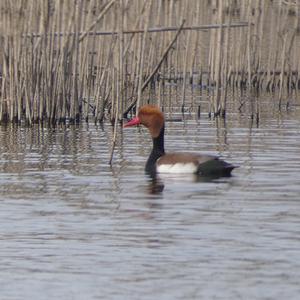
124;105;164;138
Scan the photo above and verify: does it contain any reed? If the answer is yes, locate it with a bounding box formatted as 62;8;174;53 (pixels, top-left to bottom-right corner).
0;0;300;125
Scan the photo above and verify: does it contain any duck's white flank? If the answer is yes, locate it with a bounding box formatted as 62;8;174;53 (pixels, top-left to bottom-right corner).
157;162;198;174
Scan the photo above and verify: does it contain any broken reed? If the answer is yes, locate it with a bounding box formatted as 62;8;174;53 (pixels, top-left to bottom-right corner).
0;0;299;125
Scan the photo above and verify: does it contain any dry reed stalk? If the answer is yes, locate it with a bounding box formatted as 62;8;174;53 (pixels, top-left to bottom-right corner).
189;0;201;86
71;0;83;123
1;0;300;125
95;35;117;122
157;77;162;108
289;2;299;98
278;2;290;106
211;0;224;116
166;0;175;111
207;4;216;116
271;0;284;91
118;0;124;120
122;0;148;60
144;2;157;85
26;22;250;38
136;0;153;110
220;1;232;117
123;20;186;117
180;1;191;111
108;78;118;165
110;7;128;159
78;0;95;122
256;0;265;89
144;1;162;93
279;0;297;106
108;5;118;123
173;0;182;108
246;0;253;89
110;66;116;123
265;5;276;91
79;0;116;43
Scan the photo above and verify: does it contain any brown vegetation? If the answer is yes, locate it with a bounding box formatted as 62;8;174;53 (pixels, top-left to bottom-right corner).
0;0;299;125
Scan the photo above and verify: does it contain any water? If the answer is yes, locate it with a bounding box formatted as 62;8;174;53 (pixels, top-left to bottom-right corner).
0;102;300;300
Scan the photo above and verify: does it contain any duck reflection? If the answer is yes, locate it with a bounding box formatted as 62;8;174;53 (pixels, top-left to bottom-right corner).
146;175;165;195
146;171;232;195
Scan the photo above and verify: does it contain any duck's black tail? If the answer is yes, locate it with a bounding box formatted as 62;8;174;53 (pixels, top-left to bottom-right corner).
198;158;237;177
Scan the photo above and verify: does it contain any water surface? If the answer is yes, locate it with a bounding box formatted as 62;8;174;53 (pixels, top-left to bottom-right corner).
0;101;300;300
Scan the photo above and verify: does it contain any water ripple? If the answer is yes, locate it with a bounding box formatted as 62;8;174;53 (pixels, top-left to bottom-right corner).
0;106;300;299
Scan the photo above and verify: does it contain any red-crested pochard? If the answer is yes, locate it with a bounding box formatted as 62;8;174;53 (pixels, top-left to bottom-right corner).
124;105;236;177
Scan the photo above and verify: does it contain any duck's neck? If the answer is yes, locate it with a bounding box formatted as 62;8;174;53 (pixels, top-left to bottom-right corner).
145;126;165;175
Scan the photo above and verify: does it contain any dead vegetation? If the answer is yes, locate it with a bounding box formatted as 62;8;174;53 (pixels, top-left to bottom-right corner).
0;0;299;125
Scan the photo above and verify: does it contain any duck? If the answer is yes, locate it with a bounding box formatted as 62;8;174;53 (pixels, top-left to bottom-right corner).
124;105;236;177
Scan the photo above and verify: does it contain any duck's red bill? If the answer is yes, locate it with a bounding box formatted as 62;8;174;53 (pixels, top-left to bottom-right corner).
123;116;140;128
